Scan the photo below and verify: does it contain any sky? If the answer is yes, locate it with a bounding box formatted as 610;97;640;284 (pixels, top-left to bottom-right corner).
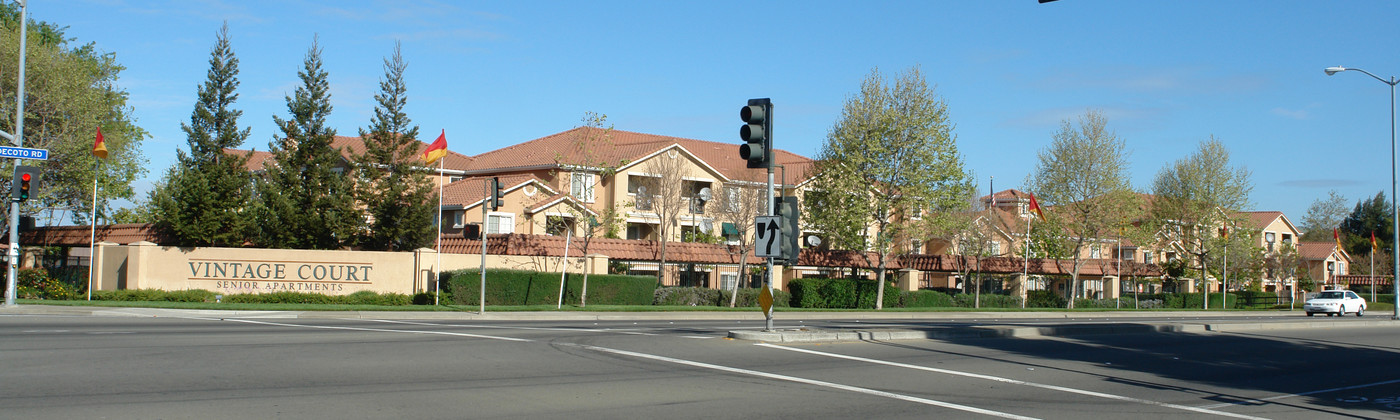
25;0;1400;225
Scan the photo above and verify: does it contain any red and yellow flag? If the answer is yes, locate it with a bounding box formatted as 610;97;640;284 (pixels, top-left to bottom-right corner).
1334;229;1343;250
422;130;447;165
92;127;108;159
1371;231;1377;250
1027;193;1046;221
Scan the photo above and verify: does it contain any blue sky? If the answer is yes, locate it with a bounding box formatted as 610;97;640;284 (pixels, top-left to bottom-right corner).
32;0;1400;225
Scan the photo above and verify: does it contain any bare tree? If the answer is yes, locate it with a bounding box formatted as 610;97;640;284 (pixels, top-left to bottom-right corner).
1300;190;1349;242
1149;137;1253;303
635;148;692;286
554;112;623;307
714;182;767;307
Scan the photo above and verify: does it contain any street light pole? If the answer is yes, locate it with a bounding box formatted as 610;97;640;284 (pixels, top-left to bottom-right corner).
1326;66;1400;320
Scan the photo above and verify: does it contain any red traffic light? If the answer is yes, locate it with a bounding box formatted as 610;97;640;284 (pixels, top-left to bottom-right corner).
20;173;30;182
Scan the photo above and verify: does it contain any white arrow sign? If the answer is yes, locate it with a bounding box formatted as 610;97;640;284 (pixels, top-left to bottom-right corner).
754;216;782;258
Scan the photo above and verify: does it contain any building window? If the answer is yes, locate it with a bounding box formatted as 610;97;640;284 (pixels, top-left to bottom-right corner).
1265;232;1276;251
911;239;923;254
683;180;712;214
628;175;658;211
1091;245;1101;259
626;223;654;240
452;210;464;228
990;241;1000;255
720;273;738;291
724;186;743;212
1143;251;1154;264
546;216;574;236
487;213;514;234
571;172;595;203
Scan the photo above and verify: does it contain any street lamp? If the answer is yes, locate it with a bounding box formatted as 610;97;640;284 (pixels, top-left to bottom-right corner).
1325;65;1400;320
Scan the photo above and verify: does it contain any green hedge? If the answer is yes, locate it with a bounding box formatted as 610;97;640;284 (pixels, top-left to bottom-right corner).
443;269;655;306
654;287;793;308
91;289;411;305
1026;290;1067;308
788;278;899;309
901;290;955;308
953;293;1023;308
1073;297;1137;309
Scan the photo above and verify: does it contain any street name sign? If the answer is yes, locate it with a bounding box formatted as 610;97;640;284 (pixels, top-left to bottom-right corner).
0;146;49;160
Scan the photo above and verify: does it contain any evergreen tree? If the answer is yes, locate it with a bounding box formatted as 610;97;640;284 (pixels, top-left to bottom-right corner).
149;23;253;247
254;37;358;249
1341;191;1392;256
353;42;437;251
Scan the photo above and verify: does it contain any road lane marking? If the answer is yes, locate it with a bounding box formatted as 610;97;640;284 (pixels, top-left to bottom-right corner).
757;343;1268;420
1197;378;1400;409
208;318;1032;418
209;318;534;342
565;342;1041;419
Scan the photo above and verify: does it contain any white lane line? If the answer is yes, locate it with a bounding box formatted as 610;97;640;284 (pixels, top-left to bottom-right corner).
211;318;534;342
1197;378;1400;409
757;344;1268;420
564;342;1041;420
210;318;1031;418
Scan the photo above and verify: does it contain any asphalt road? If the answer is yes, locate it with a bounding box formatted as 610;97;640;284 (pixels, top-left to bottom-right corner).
2;310;1398;419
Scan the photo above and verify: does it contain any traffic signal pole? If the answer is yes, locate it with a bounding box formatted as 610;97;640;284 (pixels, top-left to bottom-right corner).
5;1;29;307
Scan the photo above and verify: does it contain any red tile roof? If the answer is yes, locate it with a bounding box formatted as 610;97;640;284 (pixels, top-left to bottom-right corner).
442;174;552;208
20;223;166;246
1298;241;1348;262
464;128;814;184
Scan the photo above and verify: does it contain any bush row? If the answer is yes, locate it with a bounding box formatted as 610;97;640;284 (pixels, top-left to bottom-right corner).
92;289;413;305
652;287;792;308
789;278;902;309
441;269;655;306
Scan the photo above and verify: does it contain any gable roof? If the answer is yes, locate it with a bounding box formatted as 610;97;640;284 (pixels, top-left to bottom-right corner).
464;127;814;184
1298;241;1351;262
441;174;554;210
1235;211;1300;235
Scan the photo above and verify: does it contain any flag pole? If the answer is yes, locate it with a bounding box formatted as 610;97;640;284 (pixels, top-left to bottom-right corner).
87;159;99;301
434;155;444;305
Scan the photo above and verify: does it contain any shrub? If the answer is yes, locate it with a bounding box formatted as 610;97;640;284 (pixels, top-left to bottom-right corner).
1026;290;1066;308
443;269;654;306
902;290;955;308
654;287;721;306
788;277;898;309
16;268;80;300
1073;297;1136;309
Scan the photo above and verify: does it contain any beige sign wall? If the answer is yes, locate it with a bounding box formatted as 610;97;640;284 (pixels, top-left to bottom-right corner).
93;241;603;296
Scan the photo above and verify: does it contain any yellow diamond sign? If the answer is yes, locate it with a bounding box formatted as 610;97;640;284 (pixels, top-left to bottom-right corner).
759;287;774;314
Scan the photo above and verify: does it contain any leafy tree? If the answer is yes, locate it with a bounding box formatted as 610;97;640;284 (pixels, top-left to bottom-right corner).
1340;191;1392;256
1025;110;1141;308
353;42;436;251
1265;243;1304;308
148;23;254;247
0;4;146;224
1148;137;1252;302
804;66;973;309
253;37;358;249
1300;190;1348;242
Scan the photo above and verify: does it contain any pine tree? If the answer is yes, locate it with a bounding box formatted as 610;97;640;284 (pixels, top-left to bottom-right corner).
254;37;359;249
353;42;437;251
149;23;254;247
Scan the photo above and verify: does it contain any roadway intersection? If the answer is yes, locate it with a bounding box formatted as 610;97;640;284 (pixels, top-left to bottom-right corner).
1;307;1397;419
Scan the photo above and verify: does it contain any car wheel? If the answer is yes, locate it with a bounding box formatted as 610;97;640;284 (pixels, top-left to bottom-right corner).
1338;305;1346;317
1307;312;1315;317
1357;306;1364;317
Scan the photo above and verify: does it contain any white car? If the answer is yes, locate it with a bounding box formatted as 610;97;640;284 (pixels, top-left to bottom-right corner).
1304;290;1367;317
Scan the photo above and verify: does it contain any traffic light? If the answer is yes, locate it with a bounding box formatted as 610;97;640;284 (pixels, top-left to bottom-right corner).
773;196;800;264
738;98;773;169
11;166;40;202
488;177;505;210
